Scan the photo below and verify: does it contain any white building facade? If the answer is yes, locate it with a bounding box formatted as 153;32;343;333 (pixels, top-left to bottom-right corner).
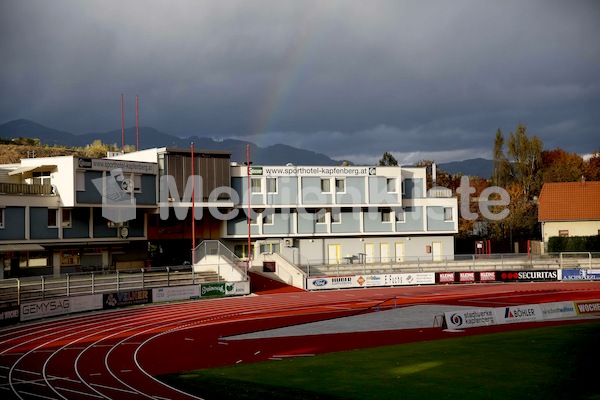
224;164;458;265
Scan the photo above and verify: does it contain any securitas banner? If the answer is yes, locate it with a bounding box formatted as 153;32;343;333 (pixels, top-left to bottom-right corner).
497;270;558;282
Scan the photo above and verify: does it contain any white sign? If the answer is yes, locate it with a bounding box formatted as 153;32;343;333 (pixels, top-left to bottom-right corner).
70;294;103;313
21;297;71;322
444;308;497;329
540;301;577;320
495;304;543;324
153;285;200;302
225;281;250;296
253;166;377;177
307;273;436;290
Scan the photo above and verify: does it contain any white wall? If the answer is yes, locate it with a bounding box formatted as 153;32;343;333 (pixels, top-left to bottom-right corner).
542;221;600;242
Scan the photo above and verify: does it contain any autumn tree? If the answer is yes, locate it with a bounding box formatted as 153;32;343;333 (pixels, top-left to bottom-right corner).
540;148;584;183
505;124;543;199
584;151;600;181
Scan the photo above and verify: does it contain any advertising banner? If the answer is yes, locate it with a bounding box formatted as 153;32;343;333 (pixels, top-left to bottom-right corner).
574;300;600;315
0;305;20;326
21;297;71;322
71;294;103;314
103;290;152;309
478;271;497;282
307;273;435;290
307;277;357;290
540;301;577;320
458;271;476;283
495;304;543;324
497;270;558;282
153;285;200;303
444;308;497;329
560;269;600;281
225;281;250;296
200;282;226;297
437;272;456;284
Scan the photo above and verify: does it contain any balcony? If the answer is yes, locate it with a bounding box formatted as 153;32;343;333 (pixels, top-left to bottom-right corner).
0;183;54;195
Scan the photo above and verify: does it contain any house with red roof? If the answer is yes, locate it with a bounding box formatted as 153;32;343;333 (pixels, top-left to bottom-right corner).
538;180;600;248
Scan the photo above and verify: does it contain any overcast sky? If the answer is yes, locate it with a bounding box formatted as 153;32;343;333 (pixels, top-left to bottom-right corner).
1;1;599;164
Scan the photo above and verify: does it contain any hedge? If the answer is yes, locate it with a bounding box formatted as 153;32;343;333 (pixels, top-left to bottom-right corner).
548;235;600;253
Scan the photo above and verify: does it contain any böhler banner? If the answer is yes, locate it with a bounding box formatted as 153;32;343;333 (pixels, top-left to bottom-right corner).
495;304;543;324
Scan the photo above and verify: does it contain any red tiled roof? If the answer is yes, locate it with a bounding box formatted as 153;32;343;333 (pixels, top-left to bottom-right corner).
538;181;600;221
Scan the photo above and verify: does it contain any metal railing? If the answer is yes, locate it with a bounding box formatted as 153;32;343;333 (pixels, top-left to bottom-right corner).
0;265;222;306
0;182;54;195
193;240;248;279
302;252;600;277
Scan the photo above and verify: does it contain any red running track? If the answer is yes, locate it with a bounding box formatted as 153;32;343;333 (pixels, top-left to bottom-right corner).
0;281;599;399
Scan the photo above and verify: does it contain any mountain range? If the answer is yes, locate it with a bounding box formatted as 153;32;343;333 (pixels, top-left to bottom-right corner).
0;119;493;177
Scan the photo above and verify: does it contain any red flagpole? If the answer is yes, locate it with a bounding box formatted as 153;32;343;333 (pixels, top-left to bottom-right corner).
191;142;195;265
136;95;139;150
246;144;251;277
121;94;125;151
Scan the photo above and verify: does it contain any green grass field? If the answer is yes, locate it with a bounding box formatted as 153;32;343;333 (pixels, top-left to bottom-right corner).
160;322;600;400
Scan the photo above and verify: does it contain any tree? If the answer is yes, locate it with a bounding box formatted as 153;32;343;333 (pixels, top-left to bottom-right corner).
378;152;398;166
492;129;512;187
541;148;584;183
505;124;543;199
414;159;453;189
584;150;600;181
83;140;110;158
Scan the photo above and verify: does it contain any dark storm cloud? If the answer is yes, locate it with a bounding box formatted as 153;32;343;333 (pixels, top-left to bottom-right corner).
1;0;599;164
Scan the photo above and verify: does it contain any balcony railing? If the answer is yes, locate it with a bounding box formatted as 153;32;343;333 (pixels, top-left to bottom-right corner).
0;183;54;195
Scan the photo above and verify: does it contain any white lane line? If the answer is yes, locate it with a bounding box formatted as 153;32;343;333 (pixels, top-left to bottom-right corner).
90;382;139;394
56;385;105;398
14;368;41;375
18;391;58;399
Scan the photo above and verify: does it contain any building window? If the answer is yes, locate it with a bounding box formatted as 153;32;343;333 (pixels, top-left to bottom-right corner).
396;209;405;222
316;210;326;224
559;230;569;237
251;178;262;193
263;211;274;225
381;208;391;223
133;174;142;193
443;207;453;222
335;178;345;193
331;209;341;223
266;177;277;193
48;209;58;227
0;208;4;228
62;209;72;228
321;178;331;193
60;249;80;266
387;178;397;193
76;171;86;191
234;244;254;259
401;180;406;195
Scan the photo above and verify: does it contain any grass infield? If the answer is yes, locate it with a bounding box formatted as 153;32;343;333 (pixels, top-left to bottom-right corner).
160;321;600;400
